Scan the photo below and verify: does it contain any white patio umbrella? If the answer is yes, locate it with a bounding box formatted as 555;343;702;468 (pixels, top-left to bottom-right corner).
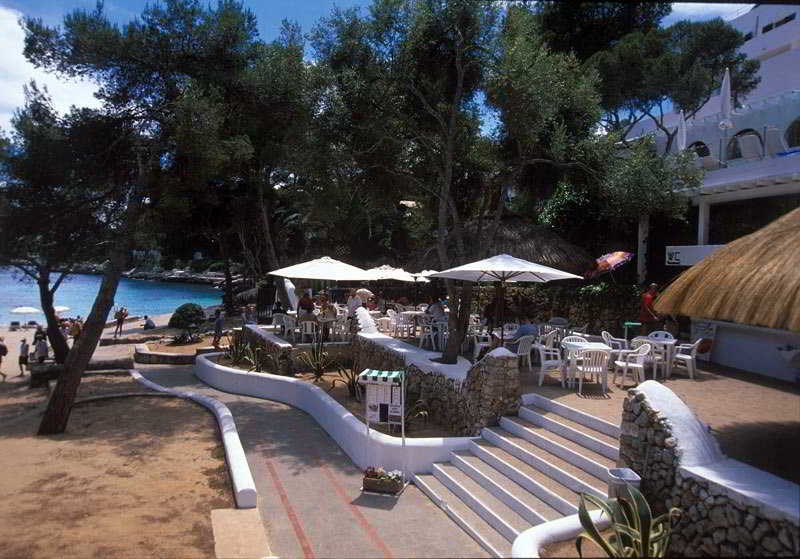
364;265;417;283
676;110;687;152
719;67;733;131
430;254;582;343
268;256;371;282
411;269;438;284
54;305;70;313
11;306;41;314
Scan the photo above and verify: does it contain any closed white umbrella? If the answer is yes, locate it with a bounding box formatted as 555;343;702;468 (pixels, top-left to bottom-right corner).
719;67;733;130
676;110;687;152
54;305;70;313
430;254;582;343
364;265;417;283
11;306;41;314
268;256;371;281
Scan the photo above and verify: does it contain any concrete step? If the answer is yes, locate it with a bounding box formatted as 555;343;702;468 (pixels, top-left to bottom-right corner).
519;406;619;460
433;463;531;542
470;439;578;516
522;393;620;439
413;473;510;558
450;450;560;525
482;427;608;500
500;416;614;480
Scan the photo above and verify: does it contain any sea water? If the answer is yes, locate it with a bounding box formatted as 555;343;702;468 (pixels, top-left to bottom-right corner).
0;268;222;324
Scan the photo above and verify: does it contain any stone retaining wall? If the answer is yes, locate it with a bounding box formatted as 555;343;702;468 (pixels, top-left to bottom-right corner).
133;344;195;365
352;335;520;436
619;382;799;557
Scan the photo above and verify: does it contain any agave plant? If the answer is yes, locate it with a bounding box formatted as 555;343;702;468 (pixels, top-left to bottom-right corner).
224;334;250;367
576;484;680;558
330;367;361;401
297;338;338;382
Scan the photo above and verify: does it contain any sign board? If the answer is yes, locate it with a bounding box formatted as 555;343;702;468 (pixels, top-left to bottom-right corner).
690;320;718;362
359;369;404;427
666;245;725;266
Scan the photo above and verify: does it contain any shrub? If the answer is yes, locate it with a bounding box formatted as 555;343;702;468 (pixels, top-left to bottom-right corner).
168;303;207;330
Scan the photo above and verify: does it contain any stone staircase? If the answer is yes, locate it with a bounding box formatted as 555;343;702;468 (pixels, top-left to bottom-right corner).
413;394;621;558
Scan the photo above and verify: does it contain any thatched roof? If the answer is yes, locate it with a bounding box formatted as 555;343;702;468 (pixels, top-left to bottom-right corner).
655;207;800;332
413;217;594;276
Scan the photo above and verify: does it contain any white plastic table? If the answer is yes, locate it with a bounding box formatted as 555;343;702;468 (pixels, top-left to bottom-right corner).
633;337;678;377
561;341;612;389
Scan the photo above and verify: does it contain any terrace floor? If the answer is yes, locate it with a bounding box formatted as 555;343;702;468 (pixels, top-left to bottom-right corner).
520;361;800;484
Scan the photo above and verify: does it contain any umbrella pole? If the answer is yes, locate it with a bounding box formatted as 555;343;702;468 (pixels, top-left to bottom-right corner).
499;282;506;346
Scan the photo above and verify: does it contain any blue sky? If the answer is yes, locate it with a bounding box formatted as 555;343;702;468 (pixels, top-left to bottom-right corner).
0;1;753;132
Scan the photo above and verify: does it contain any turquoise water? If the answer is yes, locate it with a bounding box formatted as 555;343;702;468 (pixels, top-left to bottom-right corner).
0;268;222;324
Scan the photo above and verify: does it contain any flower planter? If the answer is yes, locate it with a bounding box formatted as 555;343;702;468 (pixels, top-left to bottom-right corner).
362;475;404;495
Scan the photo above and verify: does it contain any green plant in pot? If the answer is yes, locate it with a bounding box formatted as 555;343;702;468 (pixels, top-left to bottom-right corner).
576;484;680;558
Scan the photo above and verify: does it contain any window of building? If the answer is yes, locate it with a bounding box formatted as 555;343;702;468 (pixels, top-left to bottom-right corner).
726;129;763;160
688;141;711;158
787;118;800;148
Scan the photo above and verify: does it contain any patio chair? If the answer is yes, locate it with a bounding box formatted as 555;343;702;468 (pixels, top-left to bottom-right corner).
601;330;628;361
418;321;437;350
300;320;318;343
433;320;449;350
505;335;536;372
648;330;674;340
561;335;588;345
27;320;39;329
333;315;349;340
417;304;428;312
272;313;286;332
575;349;611;396
632;338;666;379
471;332;493;362
613;343;651;388
394;314;414;338
765;126;788;156
9;321;20;332
536;342;563;387
673;339;703;379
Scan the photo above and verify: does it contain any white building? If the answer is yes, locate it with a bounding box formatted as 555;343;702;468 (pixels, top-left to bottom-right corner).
632;4;800;382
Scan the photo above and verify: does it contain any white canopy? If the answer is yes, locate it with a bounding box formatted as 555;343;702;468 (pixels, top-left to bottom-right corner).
411;269;438;283
676;110;687;152
268;256;370;281
719;67;733;130
429;254;582;283
11;306;41;314
364;265;417;283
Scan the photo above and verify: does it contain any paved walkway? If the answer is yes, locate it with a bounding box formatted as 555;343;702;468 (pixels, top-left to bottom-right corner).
140;364;487;558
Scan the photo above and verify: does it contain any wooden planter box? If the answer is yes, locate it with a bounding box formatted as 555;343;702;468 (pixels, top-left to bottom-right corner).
362;476;403;495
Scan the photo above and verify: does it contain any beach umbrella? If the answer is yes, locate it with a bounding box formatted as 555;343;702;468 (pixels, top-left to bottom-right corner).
719;67;733;131
11;306;41;314
54;305;70;313
430;254;582;343
364;265;417;283
268;256;371;282
656;207;800;332
676;111;687;152
587;251;634;279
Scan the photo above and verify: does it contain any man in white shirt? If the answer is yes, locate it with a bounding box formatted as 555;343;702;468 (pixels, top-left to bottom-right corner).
346;289;363;333
425;297;447;322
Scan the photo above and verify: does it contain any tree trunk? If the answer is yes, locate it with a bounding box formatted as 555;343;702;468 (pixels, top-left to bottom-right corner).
38;160;144;435
441;282;473;364
256;179;279;270
37;271;69;363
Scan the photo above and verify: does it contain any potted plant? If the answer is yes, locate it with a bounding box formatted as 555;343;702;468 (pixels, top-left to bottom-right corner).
362;467;404;495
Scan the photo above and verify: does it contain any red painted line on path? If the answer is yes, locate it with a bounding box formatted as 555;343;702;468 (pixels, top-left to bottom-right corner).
265;459;315;558
319;463;394;559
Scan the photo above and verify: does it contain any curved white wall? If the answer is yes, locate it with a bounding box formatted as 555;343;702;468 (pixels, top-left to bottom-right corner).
195;354;475;473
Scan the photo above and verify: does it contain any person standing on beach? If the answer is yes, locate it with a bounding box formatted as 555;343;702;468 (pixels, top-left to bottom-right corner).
34;338;48;363
69;318;83;343
212;309;224;349
18;338;29;376
0;337;7;381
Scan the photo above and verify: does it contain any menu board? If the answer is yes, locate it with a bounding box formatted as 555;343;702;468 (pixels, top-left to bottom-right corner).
365;383;403;426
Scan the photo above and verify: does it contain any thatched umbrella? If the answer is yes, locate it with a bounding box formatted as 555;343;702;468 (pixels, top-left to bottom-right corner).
413;217;594;275
655;207;800;332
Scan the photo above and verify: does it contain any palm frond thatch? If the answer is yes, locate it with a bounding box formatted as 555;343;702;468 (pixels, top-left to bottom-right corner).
655;207;800;332
415;217;594;276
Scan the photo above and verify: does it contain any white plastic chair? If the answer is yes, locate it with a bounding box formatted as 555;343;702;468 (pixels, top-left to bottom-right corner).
673;339;702;379
575;350;610;395
300;320;318;343
601;330;628;361
418;320;437;350
648;331;674;340
613;343;651;388
536;343;563;387
635;337;667;378
506;335;536;371
283;316;297;341
433;321;449;350
471;332;492;362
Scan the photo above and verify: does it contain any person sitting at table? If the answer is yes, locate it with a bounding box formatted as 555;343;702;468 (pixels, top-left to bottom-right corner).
425;297;447;322
366;297;378;311
297;292;315;317
504;317;538;351
318;297;337;341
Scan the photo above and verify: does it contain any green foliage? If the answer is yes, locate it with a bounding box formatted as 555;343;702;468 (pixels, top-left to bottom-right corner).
297;339;340;382
330;367;361;402
224;334;251;367
576;484;680;558
168;303;207;330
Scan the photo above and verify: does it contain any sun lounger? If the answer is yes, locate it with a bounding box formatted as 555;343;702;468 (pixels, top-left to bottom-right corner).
9;321;20;331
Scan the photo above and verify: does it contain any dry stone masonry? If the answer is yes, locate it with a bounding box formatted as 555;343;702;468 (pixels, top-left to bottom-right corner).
619;381;799;557
353;335;520;436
